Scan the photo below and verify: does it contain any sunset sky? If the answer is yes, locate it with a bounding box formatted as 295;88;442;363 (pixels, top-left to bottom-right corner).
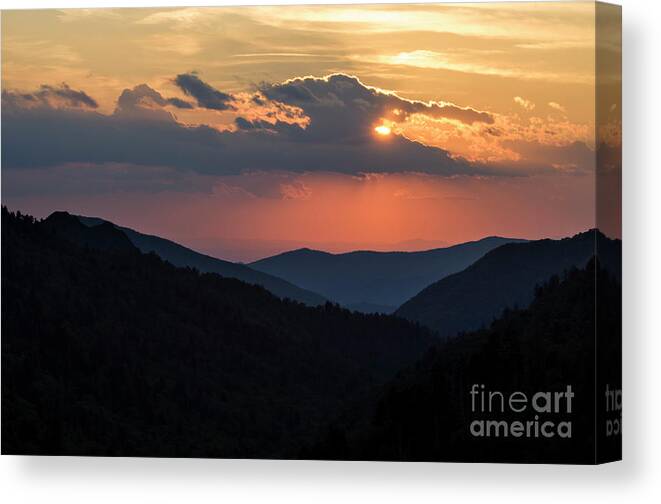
1;3;618;261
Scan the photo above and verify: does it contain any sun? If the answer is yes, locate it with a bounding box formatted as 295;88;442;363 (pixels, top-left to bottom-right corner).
374;125;392;136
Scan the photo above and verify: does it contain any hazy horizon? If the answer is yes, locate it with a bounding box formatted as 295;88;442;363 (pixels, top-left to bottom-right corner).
4;203;596;264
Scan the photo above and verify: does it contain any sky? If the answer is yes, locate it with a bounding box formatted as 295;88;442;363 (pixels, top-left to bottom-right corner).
1;3;621;261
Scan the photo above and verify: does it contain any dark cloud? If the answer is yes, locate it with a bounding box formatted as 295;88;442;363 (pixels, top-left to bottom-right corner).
2;83;98;109
2;163;215;197
251;94;266;106
260;74;494;132
234;116;254;130
234;117;273;130
1;98;229;173
166;97;194;109
173;73;235;111
116;84;193;115
2;76;504;182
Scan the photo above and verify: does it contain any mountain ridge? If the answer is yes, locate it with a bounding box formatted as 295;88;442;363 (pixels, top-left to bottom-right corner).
42;211;137;253
250;236;527;312
258;235;521;260
74;214;327;306
396;229;621;337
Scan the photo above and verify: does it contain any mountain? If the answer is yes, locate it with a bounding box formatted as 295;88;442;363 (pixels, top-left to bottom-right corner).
74;215;326;306
396;230;621;337
42;211;136;253
1;207;436;458
249;237;525;313
308;259;622;463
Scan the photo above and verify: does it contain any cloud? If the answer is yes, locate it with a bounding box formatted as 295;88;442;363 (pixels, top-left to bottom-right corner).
548;101;567;113
136;8;206;28
2;83;98;109
1;76;521;181
514;96;535;111
117;84;193;113
234;117;274;131
399;105;594;168
500;140;595;174
261;73;494;129
147;34;202;56
366;50;592;85
1;101;222;172
1;163;216;197
515;41;593;50
173;73;235;111
279;181;312;200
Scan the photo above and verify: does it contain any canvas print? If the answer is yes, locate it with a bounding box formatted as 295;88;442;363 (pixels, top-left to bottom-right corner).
1;2;621;463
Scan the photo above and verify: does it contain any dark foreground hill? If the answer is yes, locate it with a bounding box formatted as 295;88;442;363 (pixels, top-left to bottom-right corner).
396;230;621;337
308;259;622;463
250;237;524;313
75;214;326;306
1;208;435;458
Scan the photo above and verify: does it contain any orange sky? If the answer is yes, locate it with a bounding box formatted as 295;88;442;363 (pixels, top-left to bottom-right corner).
2;168;595;261
1;3;621;260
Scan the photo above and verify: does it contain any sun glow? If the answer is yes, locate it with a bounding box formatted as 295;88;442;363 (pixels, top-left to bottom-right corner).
374;125;392;136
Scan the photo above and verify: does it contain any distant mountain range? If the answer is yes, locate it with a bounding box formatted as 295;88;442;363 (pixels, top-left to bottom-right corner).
396;230;621;337
249;237;525;313
39;211;621;344
2;207;622;461
72;214;326;306
183;237;451;264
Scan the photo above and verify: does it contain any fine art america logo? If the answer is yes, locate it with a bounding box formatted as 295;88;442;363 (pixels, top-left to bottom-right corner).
469;384;574;439
605;384;622;437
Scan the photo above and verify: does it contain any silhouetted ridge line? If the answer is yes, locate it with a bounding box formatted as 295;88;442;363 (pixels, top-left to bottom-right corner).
396;229;621;337
42;211;137;253
250;236;526;313
74;214;327;306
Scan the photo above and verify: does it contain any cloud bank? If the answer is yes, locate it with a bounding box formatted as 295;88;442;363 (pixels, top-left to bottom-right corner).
2;83;98;109
2;74;493;177
2;73;592;184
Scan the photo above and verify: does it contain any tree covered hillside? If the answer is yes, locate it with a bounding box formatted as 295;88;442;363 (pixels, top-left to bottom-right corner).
1;208;435;458
310;259;622;464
